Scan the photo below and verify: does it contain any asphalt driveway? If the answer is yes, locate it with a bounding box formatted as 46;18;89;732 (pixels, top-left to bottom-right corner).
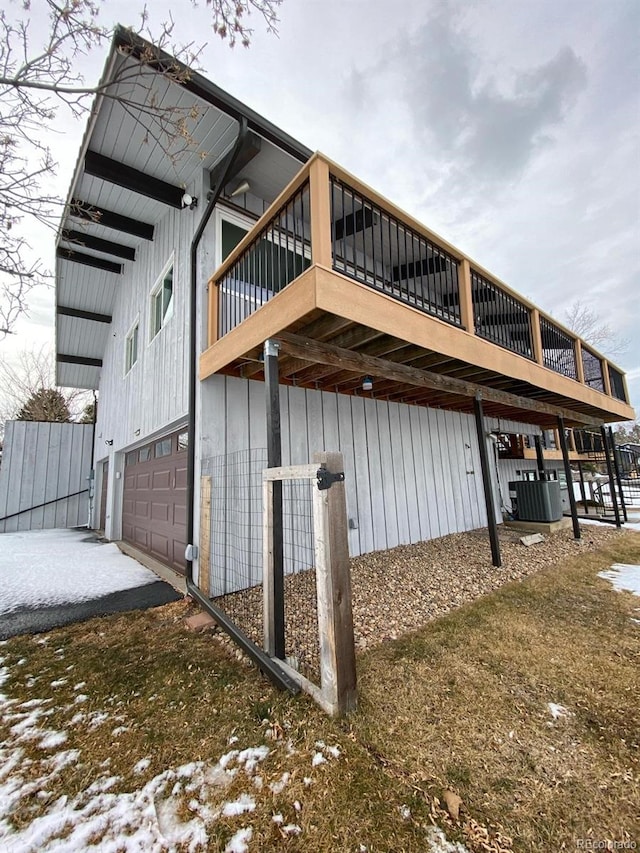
0;528;181;639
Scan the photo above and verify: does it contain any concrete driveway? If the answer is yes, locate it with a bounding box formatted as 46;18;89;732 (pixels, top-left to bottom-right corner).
0;528;182;639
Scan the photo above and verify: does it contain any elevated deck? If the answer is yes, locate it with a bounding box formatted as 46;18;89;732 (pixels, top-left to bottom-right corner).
201;154;634;429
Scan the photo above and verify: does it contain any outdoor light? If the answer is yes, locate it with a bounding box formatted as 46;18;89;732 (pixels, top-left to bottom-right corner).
105;438;113;446
362;376;373;392
181;193;198;210
230;179;251;198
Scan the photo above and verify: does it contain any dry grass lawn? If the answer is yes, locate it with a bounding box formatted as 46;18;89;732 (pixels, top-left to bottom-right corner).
0;529;638;851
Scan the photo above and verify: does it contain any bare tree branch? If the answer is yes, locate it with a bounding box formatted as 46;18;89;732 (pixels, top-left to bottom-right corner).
564;300;629;359
0;0;283;337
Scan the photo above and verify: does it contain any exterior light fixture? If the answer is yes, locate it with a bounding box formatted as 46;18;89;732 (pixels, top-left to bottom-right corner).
362;376;373;392
181;193;198;210
230;179;251;198
105;438;114;446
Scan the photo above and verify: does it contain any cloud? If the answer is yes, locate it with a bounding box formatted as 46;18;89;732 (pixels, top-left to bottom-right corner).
348;2;587;189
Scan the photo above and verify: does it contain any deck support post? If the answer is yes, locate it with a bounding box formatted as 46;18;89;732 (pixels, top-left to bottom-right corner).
473;394;501;568
264;339;285;659
608;426;628;523
601;426;622;528
557;415;581;540
577;462;588;514
534;434;546;481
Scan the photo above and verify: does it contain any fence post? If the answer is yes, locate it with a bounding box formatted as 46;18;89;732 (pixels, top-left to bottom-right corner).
313;451;357;715
558;415;581;540
264;338;285;659
199;476;212;596
263;477;275;655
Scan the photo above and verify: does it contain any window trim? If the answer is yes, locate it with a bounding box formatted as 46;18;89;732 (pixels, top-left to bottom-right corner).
149;255;175;342
124;317;140;375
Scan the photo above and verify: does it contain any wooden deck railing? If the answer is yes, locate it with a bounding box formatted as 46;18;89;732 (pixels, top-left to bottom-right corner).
206;152;629;406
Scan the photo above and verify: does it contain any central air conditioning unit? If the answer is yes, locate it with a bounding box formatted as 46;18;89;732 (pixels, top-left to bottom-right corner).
513;480;562;523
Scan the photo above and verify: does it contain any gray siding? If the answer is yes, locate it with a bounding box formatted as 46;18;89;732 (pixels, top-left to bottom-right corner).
200;375;542;582
0;421;93;533
95;203;197;452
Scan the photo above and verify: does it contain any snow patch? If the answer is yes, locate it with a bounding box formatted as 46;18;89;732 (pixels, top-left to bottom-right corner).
221;793;255;817
0;529;159;615
425;825;470;852
599;564;640;597
225;826;253;853
548;703;571;720
38;731;68;749
311;751;326;767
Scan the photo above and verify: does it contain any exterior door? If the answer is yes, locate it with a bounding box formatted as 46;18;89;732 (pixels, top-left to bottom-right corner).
122;428;188;573
99;460;108;531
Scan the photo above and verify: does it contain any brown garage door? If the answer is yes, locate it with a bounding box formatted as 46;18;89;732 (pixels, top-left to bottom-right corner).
122;428;188;574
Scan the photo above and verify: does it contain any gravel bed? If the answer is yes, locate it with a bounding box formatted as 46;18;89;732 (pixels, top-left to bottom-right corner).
349;524;621;650
214;524;624;672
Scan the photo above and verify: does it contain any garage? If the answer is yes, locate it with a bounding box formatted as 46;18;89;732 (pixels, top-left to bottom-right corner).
122;428;188;574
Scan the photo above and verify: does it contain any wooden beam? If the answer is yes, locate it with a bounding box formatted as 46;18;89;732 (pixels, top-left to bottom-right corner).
70;200;155;240
57;305;112;324
56;247;122;275
62;230;136;261
207;281;219;348
57;353;103;367
309;157;332;267
273;332;602;427
84;150;184;208
313;451;357;715
458;258;474;334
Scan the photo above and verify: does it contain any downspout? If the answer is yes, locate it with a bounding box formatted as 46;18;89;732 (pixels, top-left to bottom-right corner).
185;116;248;585
183;118;300;693
89;390;97;528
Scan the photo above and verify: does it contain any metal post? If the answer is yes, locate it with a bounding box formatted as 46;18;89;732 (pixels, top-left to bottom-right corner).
264;339;285;659
601;426;622;528
534;434;546;481
557;415;581;540
608;426;628;523
577;461;588;514
473;395;501;568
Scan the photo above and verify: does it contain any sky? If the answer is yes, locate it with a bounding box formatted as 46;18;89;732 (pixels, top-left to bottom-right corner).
3;0;639;418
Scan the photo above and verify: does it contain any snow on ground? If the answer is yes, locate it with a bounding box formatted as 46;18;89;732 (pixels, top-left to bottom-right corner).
0;529;158;614
0;652;368;852
598;564;640;597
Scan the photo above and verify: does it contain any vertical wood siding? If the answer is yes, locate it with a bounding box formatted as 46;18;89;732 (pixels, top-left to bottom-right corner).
95;204;196;454
0;421;93;533
200;374;544;585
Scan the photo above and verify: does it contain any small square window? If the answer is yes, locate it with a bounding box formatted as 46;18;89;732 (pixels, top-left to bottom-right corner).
125;323;139;373
177;431;188;452
139;446;151;463
150;263;173;340
126;451;138;467
155;438;172;458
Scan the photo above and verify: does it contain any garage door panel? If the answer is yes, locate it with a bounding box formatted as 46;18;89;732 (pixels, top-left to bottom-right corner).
151;502;169;521
150;532;170;560
133;526;149;549
152;470;171;489
134;500;150;519
172;538;187;565
122;428;187;574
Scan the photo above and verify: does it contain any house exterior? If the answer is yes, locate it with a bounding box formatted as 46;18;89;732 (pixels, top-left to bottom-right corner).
56;31;634;628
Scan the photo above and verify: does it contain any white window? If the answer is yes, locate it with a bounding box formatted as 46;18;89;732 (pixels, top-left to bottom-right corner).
125;322;139;373
150;260;174;340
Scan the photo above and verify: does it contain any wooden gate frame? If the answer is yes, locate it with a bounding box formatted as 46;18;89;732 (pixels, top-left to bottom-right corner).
263;451;357;716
